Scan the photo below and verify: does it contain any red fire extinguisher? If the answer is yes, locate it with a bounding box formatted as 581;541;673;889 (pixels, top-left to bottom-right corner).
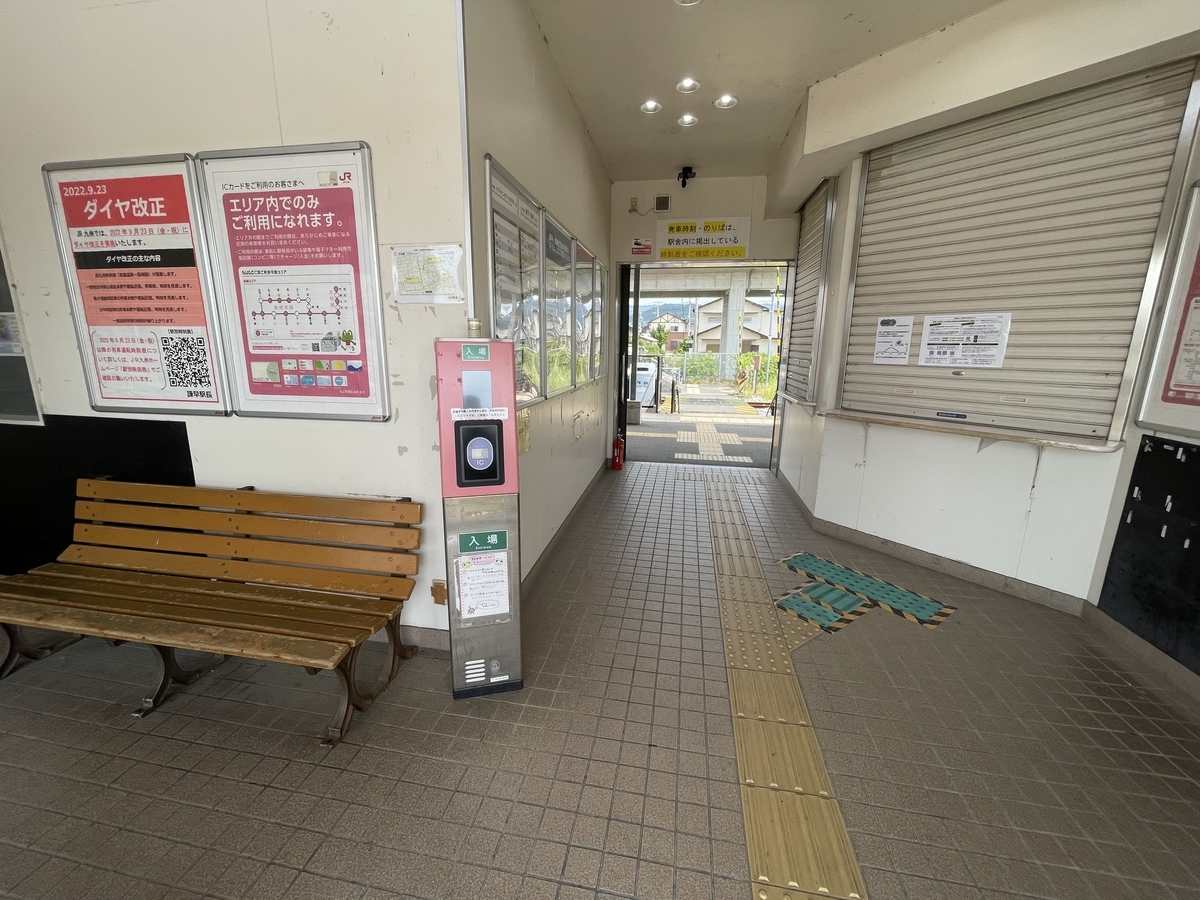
612;437;625;471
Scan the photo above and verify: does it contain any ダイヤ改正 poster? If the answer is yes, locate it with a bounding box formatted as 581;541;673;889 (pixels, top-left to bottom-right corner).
44;159;227;413
1160;239;1200;408
199;144;387;420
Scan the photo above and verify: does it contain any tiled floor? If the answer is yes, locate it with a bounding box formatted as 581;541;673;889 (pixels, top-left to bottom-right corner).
1;462;1198;900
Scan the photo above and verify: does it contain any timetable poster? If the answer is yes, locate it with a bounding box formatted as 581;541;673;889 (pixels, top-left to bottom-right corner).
200;144;388;420
44;160;227;413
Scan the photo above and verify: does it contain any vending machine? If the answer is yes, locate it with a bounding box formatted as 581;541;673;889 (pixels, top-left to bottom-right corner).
435;339;522;699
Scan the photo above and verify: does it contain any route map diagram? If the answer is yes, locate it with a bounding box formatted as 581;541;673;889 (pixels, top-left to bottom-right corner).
239;265;359;354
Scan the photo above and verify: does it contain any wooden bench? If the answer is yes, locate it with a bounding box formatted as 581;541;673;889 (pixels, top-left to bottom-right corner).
0;479;421;742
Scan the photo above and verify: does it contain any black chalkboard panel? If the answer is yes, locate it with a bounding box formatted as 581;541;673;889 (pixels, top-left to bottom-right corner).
1099;436;1200;676
0;414;193;575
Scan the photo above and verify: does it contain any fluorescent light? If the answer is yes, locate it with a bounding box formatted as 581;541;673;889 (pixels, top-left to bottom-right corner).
676;77;701;94
678;114;698;127
640;100;662;114
714;94;738;109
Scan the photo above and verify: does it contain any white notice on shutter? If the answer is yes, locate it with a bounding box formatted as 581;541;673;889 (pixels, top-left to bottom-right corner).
873;316;913;365
919;313;1011;368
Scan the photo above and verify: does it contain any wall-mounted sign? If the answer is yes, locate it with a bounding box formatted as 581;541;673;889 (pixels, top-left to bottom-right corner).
1140;187;1200;438
391;244;465;304
198;142;388;420
631;238;652;256
656;216;751;260
44;156;228;414
918;312;1011;368
872;316;914;365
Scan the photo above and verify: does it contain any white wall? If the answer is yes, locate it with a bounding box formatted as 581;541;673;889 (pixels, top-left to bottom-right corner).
0;0;469;632
463;0;612;577
612;176;797;264
769;0;1200;215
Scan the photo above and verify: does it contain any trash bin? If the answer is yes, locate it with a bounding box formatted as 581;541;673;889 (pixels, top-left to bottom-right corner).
626;399;641;426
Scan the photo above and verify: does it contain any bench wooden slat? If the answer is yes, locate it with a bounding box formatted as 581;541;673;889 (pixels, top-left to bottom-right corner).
0;582;376;645
75;501;420;551
73;524;418;576
78;479;421;525
0;597;347;669
33;564;404;617
57;545;416;598
7;573;387;635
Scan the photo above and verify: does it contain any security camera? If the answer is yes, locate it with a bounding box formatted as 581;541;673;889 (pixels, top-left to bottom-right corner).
677;166;695;188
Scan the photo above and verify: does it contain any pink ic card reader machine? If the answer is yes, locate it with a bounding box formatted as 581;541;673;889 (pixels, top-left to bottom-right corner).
435;340;522;699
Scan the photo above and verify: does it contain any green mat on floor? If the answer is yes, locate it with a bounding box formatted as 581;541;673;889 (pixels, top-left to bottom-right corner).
779;552;956;628
776;590;853;632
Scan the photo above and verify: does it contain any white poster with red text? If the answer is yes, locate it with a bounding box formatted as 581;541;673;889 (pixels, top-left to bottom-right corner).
44;159;227;413
199;144;388;420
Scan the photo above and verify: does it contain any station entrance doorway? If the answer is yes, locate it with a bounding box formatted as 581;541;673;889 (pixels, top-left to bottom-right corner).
616;261;793;469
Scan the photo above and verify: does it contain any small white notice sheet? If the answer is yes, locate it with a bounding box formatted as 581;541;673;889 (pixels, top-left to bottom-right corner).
456;551;510;620
873;316;914;364
919;312;1012;367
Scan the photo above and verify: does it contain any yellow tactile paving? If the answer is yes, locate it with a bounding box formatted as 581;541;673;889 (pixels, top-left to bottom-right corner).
705;471;868;900
734;719;834;797
741;788;868;899
776;608;822;650
725;629;794;674
729;669;811;726
720;599;783;634
717;575;775;604
716;551;765;579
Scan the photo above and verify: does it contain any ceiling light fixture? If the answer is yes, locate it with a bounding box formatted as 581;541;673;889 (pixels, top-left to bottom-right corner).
640;99;662;114
676;77;701;94
678;114;698;127
714;94;738;109
674;0;702;6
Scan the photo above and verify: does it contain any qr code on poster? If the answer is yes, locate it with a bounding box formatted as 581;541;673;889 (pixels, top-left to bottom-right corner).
160;336;212;388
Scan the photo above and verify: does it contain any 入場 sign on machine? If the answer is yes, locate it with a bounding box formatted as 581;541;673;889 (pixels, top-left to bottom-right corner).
656;217;751;260
198;142;389;421
459;529;508;553
44;156;229;414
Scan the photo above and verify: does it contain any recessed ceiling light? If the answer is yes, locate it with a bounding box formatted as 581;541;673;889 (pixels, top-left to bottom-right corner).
714;94;738;109
640;99;662;114
675;0;702;5
676;77;701;94
678;114;698;127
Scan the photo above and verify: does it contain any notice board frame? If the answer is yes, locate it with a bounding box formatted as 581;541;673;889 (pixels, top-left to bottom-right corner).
43;154;231;416
1139;185;1200;440
196;141;389;421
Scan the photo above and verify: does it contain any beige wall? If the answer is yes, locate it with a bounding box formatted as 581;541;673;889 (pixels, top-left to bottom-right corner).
0;0;469;631
463;0;613;577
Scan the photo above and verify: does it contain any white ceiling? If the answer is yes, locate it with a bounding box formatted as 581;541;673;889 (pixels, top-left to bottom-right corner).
526;0;1002;182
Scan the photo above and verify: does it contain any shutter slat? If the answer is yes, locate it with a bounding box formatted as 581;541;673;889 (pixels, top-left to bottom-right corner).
842;60;1193;438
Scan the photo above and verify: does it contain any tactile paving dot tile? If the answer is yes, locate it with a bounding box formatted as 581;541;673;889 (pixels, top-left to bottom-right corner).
776;608;823;651
741;788;867;900
734;719;834;797
728;669;811;726
716;575;774;604
721;599;784;634
725;630;794;674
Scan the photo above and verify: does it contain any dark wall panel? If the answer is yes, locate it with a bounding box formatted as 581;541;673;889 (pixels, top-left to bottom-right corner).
1099;436;1200;676
0;414;193;575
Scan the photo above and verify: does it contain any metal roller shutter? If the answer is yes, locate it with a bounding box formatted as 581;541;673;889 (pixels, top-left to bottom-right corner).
783;180;832;402
841;59;1198;439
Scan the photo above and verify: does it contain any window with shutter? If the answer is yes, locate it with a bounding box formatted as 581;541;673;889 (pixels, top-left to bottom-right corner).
840;59;1199;439
782;179;834;403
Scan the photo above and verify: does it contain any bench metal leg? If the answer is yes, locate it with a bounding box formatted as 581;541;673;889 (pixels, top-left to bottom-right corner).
133;645;225;718
0;624;82;680
386;620;418;678
323;661;356;744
